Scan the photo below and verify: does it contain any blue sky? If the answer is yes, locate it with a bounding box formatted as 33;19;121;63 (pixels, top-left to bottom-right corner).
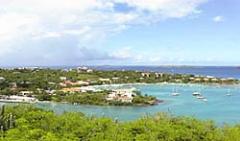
0;0;239;66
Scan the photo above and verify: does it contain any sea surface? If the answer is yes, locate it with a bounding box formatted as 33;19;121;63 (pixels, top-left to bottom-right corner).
35;83;240;124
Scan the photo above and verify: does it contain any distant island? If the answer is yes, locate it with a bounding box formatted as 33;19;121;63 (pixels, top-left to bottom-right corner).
0;67;238;106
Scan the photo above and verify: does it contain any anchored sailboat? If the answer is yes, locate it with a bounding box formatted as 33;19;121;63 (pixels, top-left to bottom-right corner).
226;89;232;96
171;85;180;96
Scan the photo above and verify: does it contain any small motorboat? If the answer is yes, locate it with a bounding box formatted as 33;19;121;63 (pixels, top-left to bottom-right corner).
226;93;232;96
196;95;205;99
171;92;180;96
202;98;208;102
192;92;201;96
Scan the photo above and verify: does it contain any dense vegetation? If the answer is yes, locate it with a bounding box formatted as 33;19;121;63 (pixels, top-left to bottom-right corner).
48;91;158;106
0;105;239;141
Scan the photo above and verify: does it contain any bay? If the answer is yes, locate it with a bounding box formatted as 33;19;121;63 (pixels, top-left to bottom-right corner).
33;83;240;124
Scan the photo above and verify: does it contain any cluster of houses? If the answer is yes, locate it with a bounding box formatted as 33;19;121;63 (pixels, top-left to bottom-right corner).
61;86;101;93
106;88;137;103
0;90;37;103
59;79;90;87
140;72;237;83
77;66;94;73
188;75;236;83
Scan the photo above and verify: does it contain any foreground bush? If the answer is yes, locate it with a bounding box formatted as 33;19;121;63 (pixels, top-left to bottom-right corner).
0;105;239;141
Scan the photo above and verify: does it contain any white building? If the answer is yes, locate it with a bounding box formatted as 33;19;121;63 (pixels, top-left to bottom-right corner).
60;76;67;81
0;95;37;103
19;91;33;96
79;86;101;93
141;72;151;78
77;66;93;73
0;77;5;81
106;88;137;103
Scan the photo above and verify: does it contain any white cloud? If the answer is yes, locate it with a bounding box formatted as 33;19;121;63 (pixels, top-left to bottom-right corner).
115;0;206;18
110;47;133;59
213;16;224;22
0;0;207;65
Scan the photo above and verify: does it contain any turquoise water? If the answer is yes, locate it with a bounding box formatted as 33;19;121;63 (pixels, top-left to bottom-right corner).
34;83;240;124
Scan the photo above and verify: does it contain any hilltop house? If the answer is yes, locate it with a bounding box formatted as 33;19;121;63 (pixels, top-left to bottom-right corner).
59;76;67;81
9;82;17;90
0;77;5;81
59;80;90;87
77;66;93;73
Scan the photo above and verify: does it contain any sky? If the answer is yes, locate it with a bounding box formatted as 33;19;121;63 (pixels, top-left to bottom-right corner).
0;0;239;66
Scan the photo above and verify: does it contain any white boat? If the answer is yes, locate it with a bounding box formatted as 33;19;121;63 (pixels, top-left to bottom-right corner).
226;93;232;96
192;92;201;96
202;98;208;102
196;95;205;99
171;92;180;96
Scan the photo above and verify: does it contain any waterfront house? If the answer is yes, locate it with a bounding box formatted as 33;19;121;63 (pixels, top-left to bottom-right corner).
189;77;195;81
211;78;218;82
0;95;37;103
175;79;182;83
79;86;100;93
61;86;100;93
99;78;111;84
112;77;120;82
203;78;210;82
206;76;214;79
194;78;202;82
112;77;119;80
19;91;33;96
155;73;163;78
75;81;90;86
141;72;151;78
106;89;136;103
61;87;81;93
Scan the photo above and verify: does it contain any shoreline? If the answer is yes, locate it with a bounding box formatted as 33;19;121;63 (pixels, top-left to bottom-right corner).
89;82;240;89
1;82;239;105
